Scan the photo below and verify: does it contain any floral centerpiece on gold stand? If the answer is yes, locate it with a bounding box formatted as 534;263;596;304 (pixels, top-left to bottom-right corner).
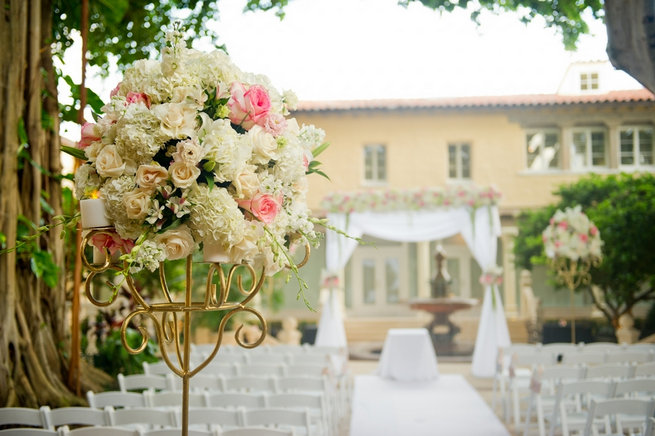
542;205;602;343
75;30;327;435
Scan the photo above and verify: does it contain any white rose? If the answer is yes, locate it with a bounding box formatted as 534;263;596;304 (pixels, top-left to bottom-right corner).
152;102;198;139
169;161;200;189
234;169;260;199
170;86;207;108
95;144;126;178
155;225;196;260
123;188;152;220
136;164;169;189
172;139;204;165
248;125;278;164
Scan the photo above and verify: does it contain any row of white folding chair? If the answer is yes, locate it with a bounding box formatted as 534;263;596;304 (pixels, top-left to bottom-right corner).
1;406;311;436
1;426;296;436
522;370;655;436
190;344;341;356
496;350;655;424
143;361;333;379
508;362;651;430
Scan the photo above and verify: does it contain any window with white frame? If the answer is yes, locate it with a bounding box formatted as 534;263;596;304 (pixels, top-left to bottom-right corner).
448;143;471;180
620;126;654;167
363;144;387;183
580;72;599;91
526;129;560;170
571;128;608;169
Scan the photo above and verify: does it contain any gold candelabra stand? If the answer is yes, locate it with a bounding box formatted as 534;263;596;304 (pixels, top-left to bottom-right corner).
549;256;600;344
81;227;310;436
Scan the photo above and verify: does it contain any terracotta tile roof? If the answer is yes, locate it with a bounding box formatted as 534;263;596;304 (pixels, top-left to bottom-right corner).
295;89;655;112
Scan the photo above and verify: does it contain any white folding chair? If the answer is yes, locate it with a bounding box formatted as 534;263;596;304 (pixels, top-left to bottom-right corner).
201;362;238;377
635;362;655;378
584;363;634;381
106;407;176;430
145;390;207;409
223;376;276;393
117;374;169;393
547;380;615;436
183;407;243;432
0;430;59;435
142;361;173;376
59;426;138;435
582;343;620;353
218;428;293;436
206;392;266;409
139;430;213;436
86;391;145;409
242;408;311;436
606;350;654;365
168;374;224;392
0;407;48;428
266;392;329;436
507;352;557;428
41;407;108;430
523;365;586;436
583;398;655;436
236;365;286;377
245;354;290;365
284;365;330;378
614;378;655;399
561;352;606;366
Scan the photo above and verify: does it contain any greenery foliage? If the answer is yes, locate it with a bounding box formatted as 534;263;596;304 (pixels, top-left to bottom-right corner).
514;173;655;327
399;0;604;49
92;327;159;377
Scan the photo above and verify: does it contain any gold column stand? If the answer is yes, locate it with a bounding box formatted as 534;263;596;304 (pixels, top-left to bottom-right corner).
81;227;309;436
549;256;599;344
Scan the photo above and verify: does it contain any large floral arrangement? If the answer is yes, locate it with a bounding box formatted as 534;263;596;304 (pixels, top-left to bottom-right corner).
542;205;602;261
320;185;501;214
74;31;327;276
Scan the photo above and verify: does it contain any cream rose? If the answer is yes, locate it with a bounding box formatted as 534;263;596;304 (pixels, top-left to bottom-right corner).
169;161;200;189
123;188;152;220
155;225;196;260
234;170;260;199
95;144;126;178
152;102;198;139
136;164;168;189
248;125;278;164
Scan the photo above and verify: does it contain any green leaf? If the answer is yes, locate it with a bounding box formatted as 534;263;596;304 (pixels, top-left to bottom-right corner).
203;160;216;172
206;176;215;191
61;145;87;160
40;195;55;215
30;250;59;288
312;142;330;158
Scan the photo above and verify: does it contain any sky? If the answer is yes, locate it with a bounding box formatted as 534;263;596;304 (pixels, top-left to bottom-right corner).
60;0;642;139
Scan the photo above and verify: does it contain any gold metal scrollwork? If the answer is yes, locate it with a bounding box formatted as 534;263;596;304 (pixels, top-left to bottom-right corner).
81;229;311;436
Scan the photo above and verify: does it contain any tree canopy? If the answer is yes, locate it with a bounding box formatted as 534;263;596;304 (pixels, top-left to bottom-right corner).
514;173;655;327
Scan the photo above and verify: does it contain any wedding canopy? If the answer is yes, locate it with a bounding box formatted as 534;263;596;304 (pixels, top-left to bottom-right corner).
316;186;510;377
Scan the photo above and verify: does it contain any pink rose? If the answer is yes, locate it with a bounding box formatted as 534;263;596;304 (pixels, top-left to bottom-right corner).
91;233;134;256
579;233;589;243
78;122;100;149
558;221;568;230
238;192;280;224
228;82;271;129
126;92;151;108
262;112;287;136
590;226;598;236
110;82;122;97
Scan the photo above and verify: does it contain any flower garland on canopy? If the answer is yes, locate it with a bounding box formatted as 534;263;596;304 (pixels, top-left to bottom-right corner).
542;205;603;261
320;185;501;214
73;30;328;282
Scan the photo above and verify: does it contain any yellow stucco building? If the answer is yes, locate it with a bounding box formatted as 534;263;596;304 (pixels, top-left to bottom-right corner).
275;62;655;346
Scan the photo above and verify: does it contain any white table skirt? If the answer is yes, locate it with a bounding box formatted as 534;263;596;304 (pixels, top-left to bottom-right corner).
376;328;439;381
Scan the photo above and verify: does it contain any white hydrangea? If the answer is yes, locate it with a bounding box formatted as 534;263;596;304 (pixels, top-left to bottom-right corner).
274;141;305;185
114;104;165;165
74;164;100;199
187;185;245;247
99;175;143;240
129;239;166;273
199;115;249;182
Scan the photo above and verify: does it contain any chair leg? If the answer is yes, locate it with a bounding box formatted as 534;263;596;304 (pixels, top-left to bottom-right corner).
536;396;545;436
523;393;534;436
513;384;521;429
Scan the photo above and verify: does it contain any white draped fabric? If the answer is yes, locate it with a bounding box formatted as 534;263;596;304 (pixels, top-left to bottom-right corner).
314;288;348;348
320;205;510;377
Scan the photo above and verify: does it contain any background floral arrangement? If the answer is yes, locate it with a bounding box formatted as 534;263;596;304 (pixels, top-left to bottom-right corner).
542;205;602;261
479;265;503;286
74;31;327;276
320;185;501;214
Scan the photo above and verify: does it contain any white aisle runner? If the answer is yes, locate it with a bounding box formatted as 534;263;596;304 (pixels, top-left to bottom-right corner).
349;374;510;436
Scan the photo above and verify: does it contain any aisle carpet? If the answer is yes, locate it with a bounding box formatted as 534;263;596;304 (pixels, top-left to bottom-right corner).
349;374;510;436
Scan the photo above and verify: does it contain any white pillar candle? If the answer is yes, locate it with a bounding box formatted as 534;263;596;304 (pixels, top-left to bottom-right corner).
80;198;111;229
203;240;230;263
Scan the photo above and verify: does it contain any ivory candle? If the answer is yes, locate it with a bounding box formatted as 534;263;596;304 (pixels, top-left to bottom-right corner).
93;247;121;265
80;198;111;229
203;240;230;264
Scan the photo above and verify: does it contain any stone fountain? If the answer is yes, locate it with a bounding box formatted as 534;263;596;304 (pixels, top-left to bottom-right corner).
409;245;477;355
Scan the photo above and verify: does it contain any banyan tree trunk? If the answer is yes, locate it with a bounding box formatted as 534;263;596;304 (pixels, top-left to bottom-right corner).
0;0;93;407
